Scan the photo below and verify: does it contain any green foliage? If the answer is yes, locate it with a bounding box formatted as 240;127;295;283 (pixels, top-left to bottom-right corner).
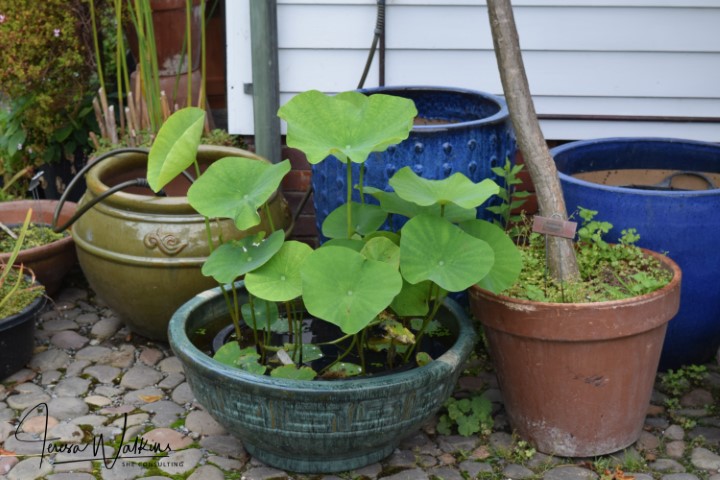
149;90;523;379
437;394;494;437
0;210;45;318
504;209;673;303
509;440;537;464
0;224;67;253
0;1;99;184
660;364;708;397
486;158;531;236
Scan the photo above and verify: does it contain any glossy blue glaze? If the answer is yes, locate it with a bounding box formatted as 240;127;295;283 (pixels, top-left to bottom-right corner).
552;137;720;370
168;282;477;473
311;86;516;236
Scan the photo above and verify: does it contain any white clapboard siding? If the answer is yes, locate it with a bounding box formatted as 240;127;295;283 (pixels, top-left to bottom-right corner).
227;0;720;141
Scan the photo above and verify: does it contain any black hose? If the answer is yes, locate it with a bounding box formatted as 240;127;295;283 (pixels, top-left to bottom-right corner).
51;147;195;233
357;0;386;89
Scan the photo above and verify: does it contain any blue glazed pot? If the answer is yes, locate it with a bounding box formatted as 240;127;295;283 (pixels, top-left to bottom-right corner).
311;86;516;235
552;137;720;370
168;282;476;473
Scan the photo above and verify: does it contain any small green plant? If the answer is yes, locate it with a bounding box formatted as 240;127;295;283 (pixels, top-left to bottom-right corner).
0;209;45;318
0;223;67;253
146;91;523;380
504;208;673;303
660;364;708;396
510;439;536;464
486;158;530;236
437;393;494;437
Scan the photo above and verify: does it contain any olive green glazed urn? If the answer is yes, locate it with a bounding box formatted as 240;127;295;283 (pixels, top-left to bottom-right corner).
168;282;477;473
72;146;290;340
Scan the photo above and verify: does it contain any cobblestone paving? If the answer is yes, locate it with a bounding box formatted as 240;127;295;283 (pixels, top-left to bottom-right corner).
1;271;719;480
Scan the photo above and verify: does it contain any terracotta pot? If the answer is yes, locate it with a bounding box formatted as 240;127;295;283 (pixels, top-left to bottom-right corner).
469;250;681;457
68;146;290;341
0;199;78;296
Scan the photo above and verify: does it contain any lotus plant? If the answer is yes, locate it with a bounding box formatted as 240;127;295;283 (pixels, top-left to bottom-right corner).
146;90;522;380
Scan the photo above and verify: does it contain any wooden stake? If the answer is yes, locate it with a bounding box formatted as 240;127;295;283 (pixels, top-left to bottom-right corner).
92;97;108;140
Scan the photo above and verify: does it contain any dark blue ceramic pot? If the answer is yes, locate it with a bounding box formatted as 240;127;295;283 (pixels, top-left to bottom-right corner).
552;137;720;370
311;86;516;235
168;282;476;473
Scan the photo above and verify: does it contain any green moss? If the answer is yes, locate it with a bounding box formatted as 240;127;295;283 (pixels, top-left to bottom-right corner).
504;211;673;303
0;269;44;318
0;223;67;252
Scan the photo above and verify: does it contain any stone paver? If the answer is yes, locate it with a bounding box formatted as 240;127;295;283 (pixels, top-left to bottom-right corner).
0;273;718;480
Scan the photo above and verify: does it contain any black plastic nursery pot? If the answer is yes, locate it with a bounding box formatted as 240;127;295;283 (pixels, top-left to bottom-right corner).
0;291;46;380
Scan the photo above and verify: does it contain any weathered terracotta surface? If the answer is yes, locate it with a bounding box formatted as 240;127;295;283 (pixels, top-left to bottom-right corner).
0;199;78;296
470;250;682;457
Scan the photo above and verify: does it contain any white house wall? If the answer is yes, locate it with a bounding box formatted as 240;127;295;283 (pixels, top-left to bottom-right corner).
226;0;720;141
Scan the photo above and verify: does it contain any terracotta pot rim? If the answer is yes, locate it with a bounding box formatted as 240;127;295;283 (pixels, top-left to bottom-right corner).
471;248;681;310
0;199;77;262
470;249;682;342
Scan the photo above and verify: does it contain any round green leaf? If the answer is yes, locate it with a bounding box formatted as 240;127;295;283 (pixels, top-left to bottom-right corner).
389;166;500;209
323;362;362;378
245;240;313;302
364;186;476;223
271;365;317;380
321;202;387;239
213;344;266;375
361;237;400;268
201;230;285;284
188;157;290;231
285;343;324;363
277;90;417;165
322;238;365;251
400;214;495;292
390;279;431;317
147;107;205;192
460;219;523;293
301;246;402;335
241;301;280;331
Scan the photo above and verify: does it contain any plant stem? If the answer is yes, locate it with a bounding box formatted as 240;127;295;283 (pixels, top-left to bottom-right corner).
262;202;276;232
358;164;365;205
356;330;367;374
200;0;207;115
219;284;242;345
319;336;356;376
247;294;260;347
404;283;443;363
346;160;353;238
89;0;105;93
185;0;193;107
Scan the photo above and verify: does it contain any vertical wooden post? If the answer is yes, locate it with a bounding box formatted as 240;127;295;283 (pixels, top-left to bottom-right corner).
249;0;281;163
486;0;579;282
